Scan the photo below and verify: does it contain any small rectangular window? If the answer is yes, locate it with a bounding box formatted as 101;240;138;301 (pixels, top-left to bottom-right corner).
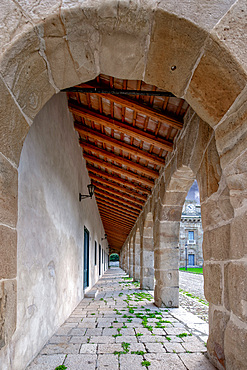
188;231;194;240
95;241;97;265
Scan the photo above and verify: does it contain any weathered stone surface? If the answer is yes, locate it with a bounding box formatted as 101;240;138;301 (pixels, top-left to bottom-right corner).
179;353;215;370
155;269;179;288
204;264;222;305
0;280;17;349
0;226;17;279
154;248;179;270
230;212;247;259
159;206;183;222
212;0;247;74
0;77;29;166
0;155;18;228
154;285;179;308
64;354;97;369
203;224;230;261
145;352;186;369
197;138;221;203
162;191;187;207
185;37;246;127
1;29;55;122
224;261;247;321
207;308;229;368
224;319;247;370
145;9;207;96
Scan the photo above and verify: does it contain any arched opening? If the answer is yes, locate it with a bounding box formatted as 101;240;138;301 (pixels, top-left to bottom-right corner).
0;2;246;369
109;253;119;268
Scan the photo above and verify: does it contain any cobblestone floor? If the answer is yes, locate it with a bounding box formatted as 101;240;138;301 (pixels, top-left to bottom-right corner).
28;268;214;369
179;272;208;323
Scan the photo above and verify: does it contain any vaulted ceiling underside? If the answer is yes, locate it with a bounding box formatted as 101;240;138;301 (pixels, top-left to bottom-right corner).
66;74;189;253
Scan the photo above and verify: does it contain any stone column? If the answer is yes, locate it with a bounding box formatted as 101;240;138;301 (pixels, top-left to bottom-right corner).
154;214;180;307
140;213;154;290
133;230;141;281
129;240;134;278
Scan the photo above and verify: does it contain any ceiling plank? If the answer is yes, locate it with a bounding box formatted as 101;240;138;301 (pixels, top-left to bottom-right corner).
101;217;133;230
81;142;159;178
97;203;137;220
77;125;166;166
87;165;151;195
76;82;183;130
70;102;173;151
95;188;142;211
99;209;135;225
84;154;154;187
96;195;140;216
92;181;144;206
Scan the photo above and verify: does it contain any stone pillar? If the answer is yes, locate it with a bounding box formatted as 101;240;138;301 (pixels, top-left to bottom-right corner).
129;240;134;278
140;213;154;290
154;214;180;307
133;230;141;281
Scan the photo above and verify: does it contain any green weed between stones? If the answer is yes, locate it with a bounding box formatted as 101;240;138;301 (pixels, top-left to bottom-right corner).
131;350;145;355
141;360;151;367
179;288;209;306
114;342;131;355
55;366;67;370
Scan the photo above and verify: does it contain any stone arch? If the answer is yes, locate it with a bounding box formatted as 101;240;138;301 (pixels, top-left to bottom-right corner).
0;1;247;369
140;211;154;290
133;228;141;282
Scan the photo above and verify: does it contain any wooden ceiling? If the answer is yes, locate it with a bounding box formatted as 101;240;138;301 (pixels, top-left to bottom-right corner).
66;74;189;253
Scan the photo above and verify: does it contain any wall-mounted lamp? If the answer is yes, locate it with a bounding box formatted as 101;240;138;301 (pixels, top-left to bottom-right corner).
101;233;107;241
79;183;95;201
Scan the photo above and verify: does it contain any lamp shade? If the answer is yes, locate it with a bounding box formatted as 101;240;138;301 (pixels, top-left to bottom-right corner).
87;183;95;198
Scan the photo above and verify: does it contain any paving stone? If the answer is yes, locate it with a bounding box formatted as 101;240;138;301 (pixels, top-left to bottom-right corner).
79;343;97;354
40;343;80;355
98;343;123;353
70;328;87;336
129;343;146;352
182;340;207;353
26;354;66;369
64;354;97;369
163;342;186;353
139;335;166;343
116;335;137;343
90;335;115;344
56;326;74;336
120;354;144;370
102;328;118;336
179;353;216;369
86;328;103;336
144;353;187;370
98;354;119;369
48;335;70;344
69;336;89;344
145;342;166;353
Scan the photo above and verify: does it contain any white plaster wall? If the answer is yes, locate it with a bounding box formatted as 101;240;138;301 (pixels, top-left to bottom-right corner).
3;93;107;369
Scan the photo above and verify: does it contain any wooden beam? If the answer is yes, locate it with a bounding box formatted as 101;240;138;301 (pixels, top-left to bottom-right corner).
77;126;166;166
99;209;134;226
102;220;132;231
76;82;183;130
96;195;140;216
92;180;144;206
89;173;148;201
87;165;151;195
84;153;154;187
95;188;142;211
101;217;133;230
81;142;159;178
69;102;173;151
97;203;137;220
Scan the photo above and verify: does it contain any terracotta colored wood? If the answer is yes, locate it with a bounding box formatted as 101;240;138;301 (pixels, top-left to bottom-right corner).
99;210;134;225
76;125;166;166
87;165;151;195
81;142;159;178
95;195;140;216
83;153;154;187
92;181;144;205
77;82;183;129
95;188;142;211
101;217;133;229
70;102;173;151
97;202;137;220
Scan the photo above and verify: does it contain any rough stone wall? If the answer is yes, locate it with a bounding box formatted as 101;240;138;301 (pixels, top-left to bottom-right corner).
0;93;107;370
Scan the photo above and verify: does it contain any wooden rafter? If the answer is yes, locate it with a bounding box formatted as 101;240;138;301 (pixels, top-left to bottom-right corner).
92;181;144;206
101;217;133;229
95;188;142;211
99;213;134;228
87;165;151;195
70;102;173;151
77;126;166;166
76;82;183;130
97;203;137;220
96;196;140;216
81;142;159;178
84;154;154;187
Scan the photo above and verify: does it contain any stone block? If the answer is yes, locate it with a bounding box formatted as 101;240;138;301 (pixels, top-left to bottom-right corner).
155;269;179;288
144;352;186;369
203;224;230;261
0;155;18;228
0;77;29;166
0;279;17;349
224;319;247;370
145;8;207;97
197;138;221;203
64;354;97;370
155;221;180;244
185;36;246;127
162;191;187;207
159;206;183;222
204;263;222;305
154;286;179;308
207;308;229;368
154;248;179;270
1;28;56;122
230;212;247;259
224;261;247;321
27;354;66;369
179;353;215;370
0;225;17;279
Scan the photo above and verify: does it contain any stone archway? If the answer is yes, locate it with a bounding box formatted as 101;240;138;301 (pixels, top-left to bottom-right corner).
0;1;247;369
